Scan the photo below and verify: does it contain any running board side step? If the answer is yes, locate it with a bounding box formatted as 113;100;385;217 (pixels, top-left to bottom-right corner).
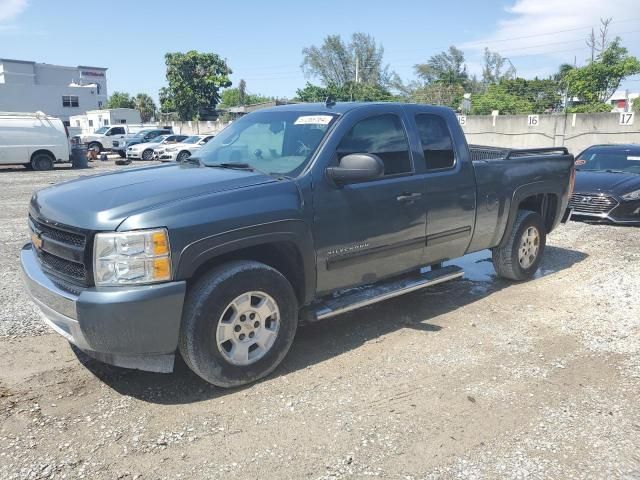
309;265;464;322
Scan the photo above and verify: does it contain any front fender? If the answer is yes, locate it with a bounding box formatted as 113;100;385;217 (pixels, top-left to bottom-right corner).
176;219;317;304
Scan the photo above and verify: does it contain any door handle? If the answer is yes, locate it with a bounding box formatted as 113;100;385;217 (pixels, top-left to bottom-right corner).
397;192;422;203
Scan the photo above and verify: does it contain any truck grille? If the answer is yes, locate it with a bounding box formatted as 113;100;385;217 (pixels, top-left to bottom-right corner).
29;215;91;285
569;194;618;215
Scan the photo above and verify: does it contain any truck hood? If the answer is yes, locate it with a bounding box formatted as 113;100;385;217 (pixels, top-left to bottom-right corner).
574;170;640;196
30;163;277;230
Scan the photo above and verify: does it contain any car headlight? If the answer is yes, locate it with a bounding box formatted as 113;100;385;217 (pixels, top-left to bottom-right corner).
621;189;640;201
94;228;171;286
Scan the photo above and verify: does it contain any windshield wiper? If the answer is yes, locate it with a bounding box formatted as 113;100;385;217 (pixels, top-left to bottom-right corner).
206;162;276;177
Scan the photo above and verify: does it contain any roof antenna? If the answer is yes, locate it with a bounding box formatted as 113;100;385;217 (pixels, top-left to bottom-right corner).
325;96;336;107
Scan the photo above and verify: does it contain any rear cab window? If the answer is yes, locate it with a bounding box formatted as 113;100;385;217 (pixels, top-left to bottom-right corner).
415;114;456;170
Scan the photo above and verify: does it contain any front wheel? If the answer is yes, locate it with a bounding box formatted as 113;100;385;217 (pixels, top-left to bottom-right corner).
179;260;298;387
176;150;190;162
118;150;126;158
142;149;154;161
492;210;546;281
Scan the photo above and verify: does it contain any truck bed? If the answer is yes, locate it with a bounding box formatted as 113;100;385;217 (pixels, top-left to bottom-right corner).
466;146;574;253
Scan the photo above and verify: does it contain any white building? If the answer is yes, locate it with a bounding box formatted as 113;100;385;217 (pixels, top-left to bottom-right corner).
69;108;141;134
0;58;108;124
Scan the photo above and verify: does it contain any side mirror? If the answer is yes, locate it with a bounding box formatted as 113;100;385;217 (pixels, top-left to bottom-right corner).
326;153;384;185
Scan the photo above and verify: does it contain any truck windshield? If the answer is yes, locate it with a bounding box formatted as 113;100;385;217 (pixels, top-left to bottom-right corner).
95;127;109;134
577;148;640;174
195;111;338;176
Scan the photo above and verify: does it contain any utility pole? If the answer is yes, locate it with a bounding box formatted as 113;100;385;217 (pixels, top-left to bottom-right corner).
355;56;359;84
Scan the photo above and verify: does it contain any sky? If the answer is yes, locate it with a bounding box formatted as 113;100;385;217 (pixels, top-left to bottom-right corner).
1;0;639;102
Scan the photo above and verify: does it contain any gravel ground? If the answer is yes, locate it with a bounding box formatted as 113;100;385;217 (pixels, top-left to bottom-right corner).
0;160;639;479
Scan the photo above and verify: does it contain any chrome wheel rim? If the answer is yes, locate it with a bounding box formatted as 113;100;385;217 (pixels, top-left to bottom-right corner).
178;151;190;161
216;291;280;366
142;150;153;160
518;226;540;269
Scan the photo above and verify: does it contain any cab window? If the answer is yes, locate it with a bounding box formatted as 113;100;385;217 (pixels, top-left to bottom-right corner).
337;114;412;176
415;114;456;170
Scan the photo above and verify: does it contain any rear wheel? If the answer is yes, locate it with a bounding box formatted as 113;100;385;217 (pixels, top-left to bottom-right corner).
30;153;54;171
179;260;298;387
492;210;546;281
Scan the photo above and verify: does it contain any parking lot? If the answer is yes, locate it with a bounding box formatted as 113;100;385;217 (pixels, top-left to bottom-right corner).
0;161;639;479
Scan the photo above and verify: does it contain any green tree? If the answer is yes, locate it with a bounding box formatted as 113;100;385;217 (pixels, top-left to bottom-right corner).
134;93;156;122
482;48;516;85
301;33;392;87
219;80;272;108
105;91;135;109
471;83;534;115
295;81;393;102
470;77;563;114
564;39;640;110
159;50;232;120
415;46;468;86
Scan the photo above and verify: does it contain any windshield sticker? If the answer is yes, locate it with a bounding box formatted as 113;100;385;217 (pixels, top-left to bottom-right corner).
627;156;640;161
294;115;333;125
575;159;586;165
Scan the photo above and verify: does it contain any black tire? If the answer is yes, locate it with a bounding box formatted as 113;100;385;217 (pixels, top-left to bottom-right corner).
30;153;54;171
118;151;126;158
177;150;191;162
142;149;154;161
88;142;102;152
492;210;546;281
179;260;298;387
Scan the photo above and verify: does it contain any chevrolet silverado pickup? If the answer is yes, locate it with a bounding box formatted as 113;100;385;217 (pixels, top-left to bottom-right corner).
22;102;575;387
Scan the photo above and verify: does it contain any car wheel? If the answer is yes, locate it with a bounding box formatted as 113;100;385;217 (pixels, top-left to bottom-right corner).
179;260;298;388
118;151;126;158
142;149;154;161
88;142;102;152
177;151;191;162
492;210;546;281
30;153;54;171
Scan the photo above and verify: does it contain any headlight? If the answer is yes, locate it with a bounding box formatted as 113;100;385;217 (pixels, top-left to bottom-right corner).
94;228;171;286
621;189;640;201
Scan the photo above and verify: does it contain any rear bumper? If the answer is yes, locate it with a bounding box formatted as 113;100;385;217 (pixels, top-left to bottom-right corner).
21;244;186;373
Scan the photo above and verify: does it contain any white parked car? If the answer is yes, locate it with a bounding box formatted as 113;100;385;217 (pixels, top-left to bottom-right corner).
0;111;70;170
126;134;188;161
159;135;215;162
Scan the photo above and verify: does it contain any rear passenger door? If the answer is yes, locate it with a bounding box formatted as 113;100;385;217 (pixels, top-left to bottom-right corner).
413;113;476;264
312;109;427;293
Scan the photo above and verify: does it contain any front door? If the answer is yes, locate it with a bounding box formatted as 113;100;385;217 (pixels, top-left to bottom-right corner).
312;110;427;294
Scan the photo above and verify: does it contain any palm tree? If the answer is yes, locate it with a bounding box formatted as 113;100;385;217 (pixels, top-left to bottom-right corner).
134;93;157;122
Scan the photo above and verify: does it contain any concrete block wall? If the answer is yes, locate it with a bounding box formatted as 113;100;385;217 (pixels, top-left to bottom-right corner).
461;112;640;155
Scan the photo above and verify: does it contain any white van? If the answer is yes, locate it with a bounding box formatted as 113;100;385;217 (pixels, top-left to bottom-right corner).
0;111;70;170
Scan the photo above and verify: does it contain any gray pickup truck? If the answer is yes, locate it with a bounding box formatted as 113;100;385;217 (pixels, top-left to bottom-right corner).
21;102;575;387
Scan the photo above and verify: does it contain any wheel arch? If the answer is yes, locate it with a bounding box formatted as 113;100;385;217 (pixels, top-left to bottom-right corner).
30;149;56;163
176;222;316;305
498;181;563;248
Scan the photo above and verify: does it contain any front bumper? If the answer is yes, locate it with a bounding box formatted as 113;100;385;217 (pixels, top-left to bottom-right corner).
21;244;186;372
127;150;142;159
570;194;640;225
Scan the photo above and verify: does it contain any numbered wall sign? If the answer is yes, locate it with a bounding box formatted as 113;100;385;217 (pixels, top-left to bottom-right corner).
527;115;539;126
457;115;467;126
619;112;635;126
